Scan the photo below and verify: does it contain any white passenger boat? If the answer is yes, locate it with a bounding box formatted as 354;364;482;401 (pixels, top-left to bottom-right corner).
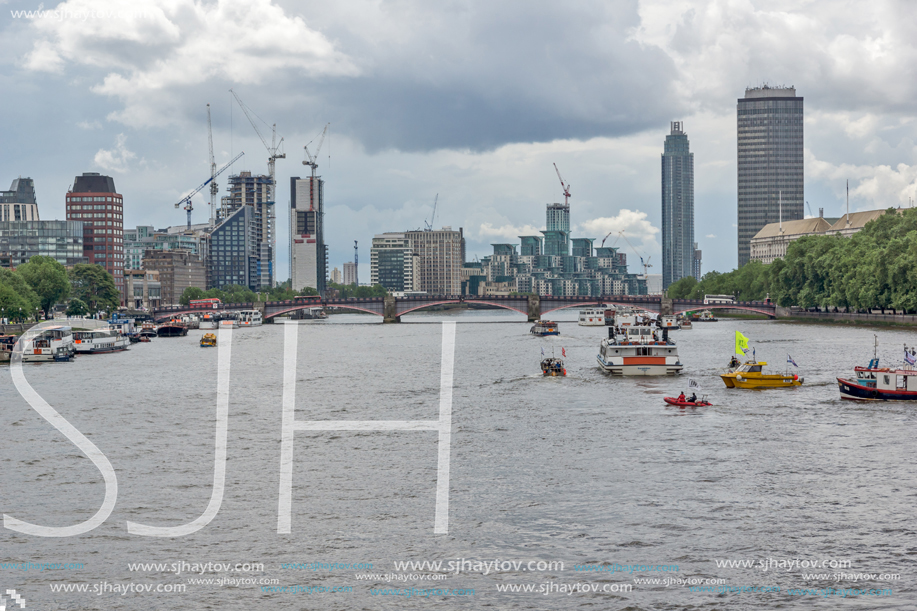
199;313;218;329
21;326;75;362
219;318;239;329
578;307;607;326
73;329;131;354
596;321;683;376
238;310;263;327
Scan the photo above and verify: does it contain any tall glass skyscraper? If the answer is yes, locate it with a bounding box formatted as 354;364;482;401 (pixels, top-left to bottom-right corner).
661;121;694;290
737;86;804;266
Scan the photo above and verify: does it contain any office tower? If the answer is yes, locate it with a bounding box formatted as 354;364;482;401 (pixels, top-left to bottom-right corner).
1;178;39;221
0;220;85;267
343;262;356;285
223;171;274;288
693;243;702;280
290;176;326;293
737;85;804;266
370;233;417;292
519;235;543;257
661;121;695;289
208;205;258;290
65;173;124;292
405;227;464;295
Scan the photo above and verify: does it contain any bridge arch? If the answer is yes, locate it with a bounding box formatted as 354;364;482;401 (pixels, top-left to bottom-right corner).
265;304;382;319
673;303;775;318
539;300;660;316
396;299;529;317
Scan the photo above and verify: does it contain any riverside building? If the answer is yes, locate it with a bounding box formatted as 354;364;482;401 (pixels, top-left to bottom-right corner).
222;171;274;289
65;172;124;291
1;178;39;221
737;85;804;266
290;176;327;293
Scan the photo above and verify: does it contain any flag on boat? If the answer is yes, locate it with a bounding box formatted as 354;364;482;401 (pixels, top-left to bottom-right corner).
688;378;701;390
906;350;916;366
562;347;566;357
541;346;545;356
735;331;750;355
787;354;798;367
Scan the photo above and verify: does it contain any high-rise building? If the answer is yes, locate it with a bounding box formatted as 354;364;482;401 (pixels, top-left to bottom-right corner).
1;178;39;221
208;205;258;290
330;267;342;284
65;173;124;291
519;235;543;256
693;243;702;280
370;233;418;292
543;202;570;256
405;227;464;295
661;121;695;289
223;171;274;288
290;176;327;293
737;85;804;266
123;226;155;270
342;262;356;285
0;220;86;267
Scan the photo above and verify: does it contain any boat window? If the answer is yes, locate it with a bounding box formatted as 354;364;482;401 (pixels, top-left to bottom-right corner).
883;375;890;385
747;365;762;372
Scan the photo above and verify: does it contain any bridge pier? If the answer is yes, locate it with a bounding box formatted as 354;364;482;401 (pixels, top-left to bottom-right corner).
527;294;541;322
254;301;273;323
660;296;673;316
383;295;401;323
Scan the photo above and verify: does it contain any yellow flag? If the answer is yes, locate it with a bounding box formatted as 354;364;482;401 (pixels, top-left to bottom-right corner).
735;331;749;355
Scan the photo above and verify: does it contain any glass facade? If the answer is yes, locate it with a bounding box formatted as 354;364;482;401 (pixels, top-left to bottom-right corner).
0;220;86;267
208;205;258;290
661;121;695;289
737;87;804;266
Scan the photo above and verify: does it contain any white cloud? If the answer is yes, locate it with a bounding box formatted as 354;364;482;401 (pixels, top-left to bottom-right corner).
77;120;102;130
806;149;917;209
23;0;357;126
705;233;716;238
477;222;544;241
578;209;660;246
93;133;135;173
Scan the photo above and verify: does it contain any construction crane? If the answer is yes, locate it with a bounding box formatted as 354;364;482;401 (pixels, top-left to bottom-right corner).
600;231;615;248
806;200;814;218
615;231;653;278
303;123;329;179
207;103;218;226
553;163;571;206
354;241;359;287
424;194;439;231
174;152;244;230
229;89;285;283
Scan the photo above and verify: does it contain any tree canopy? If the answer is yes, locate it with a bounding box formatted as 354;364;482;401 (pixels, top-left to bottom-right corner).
69;264;120;313
16;255;70;314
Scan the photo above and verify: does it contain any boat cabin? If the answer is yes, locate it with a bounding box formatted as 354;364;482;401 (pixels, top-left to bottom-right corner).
876;370;917;392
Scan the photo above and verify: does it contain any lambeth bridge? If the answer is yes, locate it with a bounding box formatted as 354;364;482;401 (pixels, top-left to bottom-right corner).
152;294;777;323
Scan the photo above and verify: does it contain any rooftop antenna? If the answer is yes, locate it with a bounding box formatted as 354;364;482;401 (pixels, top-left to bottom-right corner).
846;179;850;226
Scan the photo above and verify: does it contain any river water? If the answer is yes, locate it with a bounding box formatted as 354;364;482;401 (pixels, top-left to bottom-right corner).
1;310;914;610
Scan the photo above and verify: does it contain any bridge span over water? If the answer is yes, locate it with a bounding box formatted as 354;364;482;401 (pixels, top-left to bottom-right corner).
153;294;776;323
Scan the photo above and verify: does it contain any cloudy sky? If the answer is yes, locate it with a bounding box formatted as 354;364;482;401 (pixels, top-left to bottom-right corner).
3;0;917;281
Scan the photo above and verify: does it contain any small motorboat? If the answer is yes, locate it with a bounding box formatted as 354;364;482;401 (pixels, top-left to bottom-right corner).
721;360;803;389
664;396;712;407
530;320;559;336
200;333;217;347
541;357;566;376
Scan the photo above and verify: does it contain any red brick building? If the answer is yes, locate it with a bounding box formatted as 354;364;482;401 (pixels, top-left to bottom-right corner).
65;173;124;293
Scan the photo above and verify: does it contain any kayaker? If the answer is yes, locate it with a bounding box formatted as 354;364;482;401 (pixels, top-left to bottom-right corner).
677;391;686;403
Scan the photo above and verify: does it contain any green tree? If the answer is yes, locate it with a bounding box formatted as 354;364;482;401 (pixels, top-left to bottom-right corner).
666;276;697;298
69;264;120;314
0;283;35;321
180;286;206;305
66;298;89;317
16;255;71;315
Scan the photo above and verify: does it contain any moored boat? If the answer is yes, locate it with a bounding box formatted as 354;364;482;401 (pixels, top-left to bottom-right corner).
530;320;559;336
157;320;189;337
238;310;263;327
200;333;217;347
679;317;693;330
139;322;157;338
0;335;14;363
73;329;131;354
691;310;718;322
721;361;803;389
596;321;683;376
20;326;75;362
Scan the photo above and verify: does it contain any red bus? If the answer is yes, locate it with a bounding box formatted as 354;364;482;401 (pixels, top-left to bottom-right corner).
190;298;222;309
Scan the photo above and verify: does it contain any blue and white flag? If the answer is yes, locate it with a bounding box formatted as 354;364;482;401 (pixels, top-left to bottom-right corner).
541;346;545;356
906;350;916;366
787;354;798;368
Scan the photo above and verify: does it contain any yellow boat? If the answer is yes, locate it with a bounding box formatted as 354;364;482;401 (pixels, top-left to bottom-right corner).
200;333;217;347
721;361;803;389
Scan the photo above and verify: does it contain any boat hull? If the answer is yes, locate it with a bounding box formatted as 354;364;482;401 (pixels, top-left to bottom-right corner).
596;355;683;376
157;325;188;337
663;397;711;407
837;377;917;401
721;373;802;389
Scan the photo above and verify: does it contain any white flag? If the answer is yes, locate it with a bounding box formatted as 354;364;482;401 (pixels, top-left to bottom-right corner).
688;378;701;390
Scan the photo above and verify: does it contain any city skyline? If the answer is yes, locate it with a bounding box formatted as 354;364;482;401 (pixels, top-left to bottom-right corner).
3;2;917;282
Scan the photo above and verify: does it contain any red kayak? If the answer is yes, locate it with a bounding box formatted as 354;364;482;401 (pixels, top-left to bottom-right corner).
664;397;712;407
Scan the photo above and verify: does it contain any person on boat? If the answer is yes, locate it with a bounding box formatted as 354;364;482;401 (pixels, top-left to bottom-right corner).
728;355;740;369
677;391;686;403
688;392;697;403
